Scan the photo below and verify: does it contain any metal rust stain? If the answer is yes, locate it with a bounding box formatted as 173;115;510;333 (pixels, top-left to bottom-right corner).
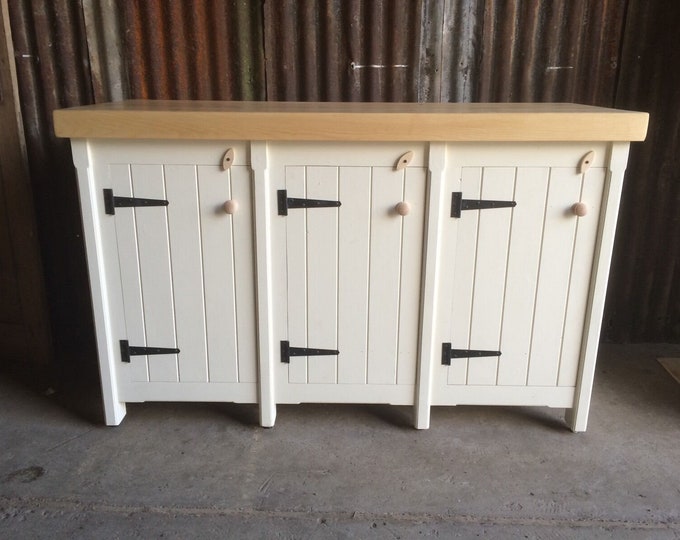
120;0;265;100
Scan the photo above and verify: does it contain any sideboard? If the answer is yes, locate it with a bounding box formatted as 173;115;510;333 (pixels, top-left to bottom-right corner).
54;101;648;430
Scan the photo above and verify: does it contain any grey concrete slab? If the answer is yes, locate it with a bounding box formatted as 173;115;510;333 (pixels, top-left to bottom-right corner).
1;343;679;538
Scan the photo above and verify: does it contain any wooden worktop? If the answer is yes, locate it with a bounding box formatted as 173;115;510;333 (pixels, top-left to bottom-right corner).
54;100;649;142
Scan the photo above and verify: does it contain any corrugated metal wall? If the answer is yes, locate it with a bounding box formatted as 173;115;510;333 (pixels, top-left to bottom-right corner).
7;0;679;367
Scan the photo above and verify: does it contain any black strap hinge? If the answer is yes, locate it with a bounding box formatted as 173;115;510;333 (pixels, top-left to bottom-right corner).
451;192;516;218
280;340;339;363
441;343;501;365
277;189;341;216
104;189;169;215
120;340;180;363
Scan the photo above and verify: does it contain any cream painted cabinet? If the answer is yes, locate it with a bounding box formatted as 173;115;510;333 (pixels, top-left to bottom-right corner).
434;143;607;409
86;140;258;406
268;143;427;405
55;101;648;431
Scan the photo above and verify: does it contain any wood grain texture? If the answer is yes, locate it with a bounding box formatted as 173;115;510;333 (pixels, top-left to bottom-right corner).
54;100;649;142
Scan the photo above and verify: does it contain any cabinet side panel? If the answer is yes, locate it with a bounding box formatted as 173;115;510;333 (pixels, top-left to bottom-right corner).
285;166;308;383
165;165;209;382
197;165;238;383
337;166;371;384
497;167;549;386
467;167;515;385
367;167;404;385
131;164;178;382
306;166;339;384
231;166;258;384
527;169;581;386
110;164;148;382
447;168;481;384
558;168;606;386
397;168;427;385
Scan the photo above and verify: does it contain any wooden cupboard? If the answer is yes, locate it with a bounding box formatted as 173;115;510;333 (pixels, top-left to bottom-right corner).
54;101;648;431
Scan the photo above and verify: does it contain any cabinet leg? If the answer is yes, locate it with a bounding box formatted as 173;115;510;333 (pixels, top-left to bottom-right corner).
259;403;276;428
103;400;126;426
565;406;587;433
414;402;431;429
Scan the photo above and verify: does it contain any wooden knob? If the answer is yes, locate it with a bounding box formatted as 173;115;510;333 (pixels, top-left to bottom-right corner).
223;200;239;214
395;201;411;216
572;202;588;217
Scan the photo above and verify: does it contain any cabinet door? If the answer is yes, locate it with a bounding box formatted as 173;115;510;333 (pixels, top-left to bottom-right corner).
434;143;607;407
93;141;257;402
270;144;427;404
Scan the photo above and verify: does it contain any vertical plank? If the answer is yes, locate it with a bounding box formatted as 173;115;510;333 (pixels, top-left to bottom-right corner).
337;166;371;384
306;166;338;384
165;165;208;382
367;167;403;385
558;168;606;386
467;167;514;385
396;167;426;385
497;167;549;385
285;166;308;383
447;167;481;385
131;164;177;382
527;168;581;386
110;164;148;382
231;166;258;383
197;165;238;383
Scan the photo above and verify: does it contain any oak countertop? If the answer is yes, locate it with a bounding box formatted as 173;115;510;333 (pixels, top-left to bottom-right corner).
54;100;649;142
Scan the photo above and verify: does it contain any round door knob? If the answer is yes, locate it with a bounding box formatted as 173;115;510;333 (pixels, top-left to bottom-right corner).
395;201;411;216
223;200;239;214
571;202;588;217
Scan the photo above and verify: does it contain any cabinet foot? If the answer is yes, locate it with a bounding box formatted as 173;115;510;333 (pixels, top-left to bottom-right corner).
565;407;587;433
104;401;126;426
259;404;277;428
414;404;431;429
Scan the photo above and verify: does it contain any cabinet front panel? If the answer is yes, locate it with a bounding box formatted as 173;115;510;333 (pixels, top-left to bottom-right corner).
435;143;607;404
96;146;258;399
271;145;426;403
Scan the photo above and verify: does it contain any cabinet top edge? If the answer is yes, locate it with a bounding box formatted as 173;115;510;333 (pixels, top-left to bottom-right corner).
53;100;649;142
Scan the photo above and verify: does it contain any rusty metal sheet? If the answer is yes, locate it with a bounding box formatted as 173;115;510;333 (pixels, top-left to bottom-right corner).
119;0;265;100
263;0;427;102
474;0;626;105
6;0;679;365
605;0;680;342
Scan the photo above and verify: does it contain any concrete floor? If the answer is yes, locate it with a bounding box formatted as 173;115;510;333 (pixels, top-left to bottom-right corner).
1;343;679;539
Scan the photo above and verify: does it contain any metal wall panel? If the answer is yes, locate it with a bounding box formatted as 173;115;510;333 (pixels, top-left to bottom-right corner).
6;0;679;380
119;0;265;100
474;0;626;105
9;0;98;381
263;0;426;102
605;0;680;342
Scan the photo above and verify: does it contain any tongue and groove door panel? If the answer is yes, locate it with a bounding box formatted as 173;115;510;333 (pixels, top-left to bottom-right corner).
271;144;426;403
435;144;607;405
94;142;257;401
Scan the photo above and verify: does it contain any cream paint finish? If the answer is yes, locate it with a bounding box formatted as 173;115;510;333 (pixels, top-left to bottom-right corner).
62;103;642;430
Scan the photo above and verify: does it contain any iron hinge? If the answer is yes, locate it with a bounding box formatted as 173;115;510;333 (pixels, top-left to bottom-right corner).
451;191;516;218
280;340;339;363
277;189;341;216
104;188;169;215
441;343;501;365
120;340;180;363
